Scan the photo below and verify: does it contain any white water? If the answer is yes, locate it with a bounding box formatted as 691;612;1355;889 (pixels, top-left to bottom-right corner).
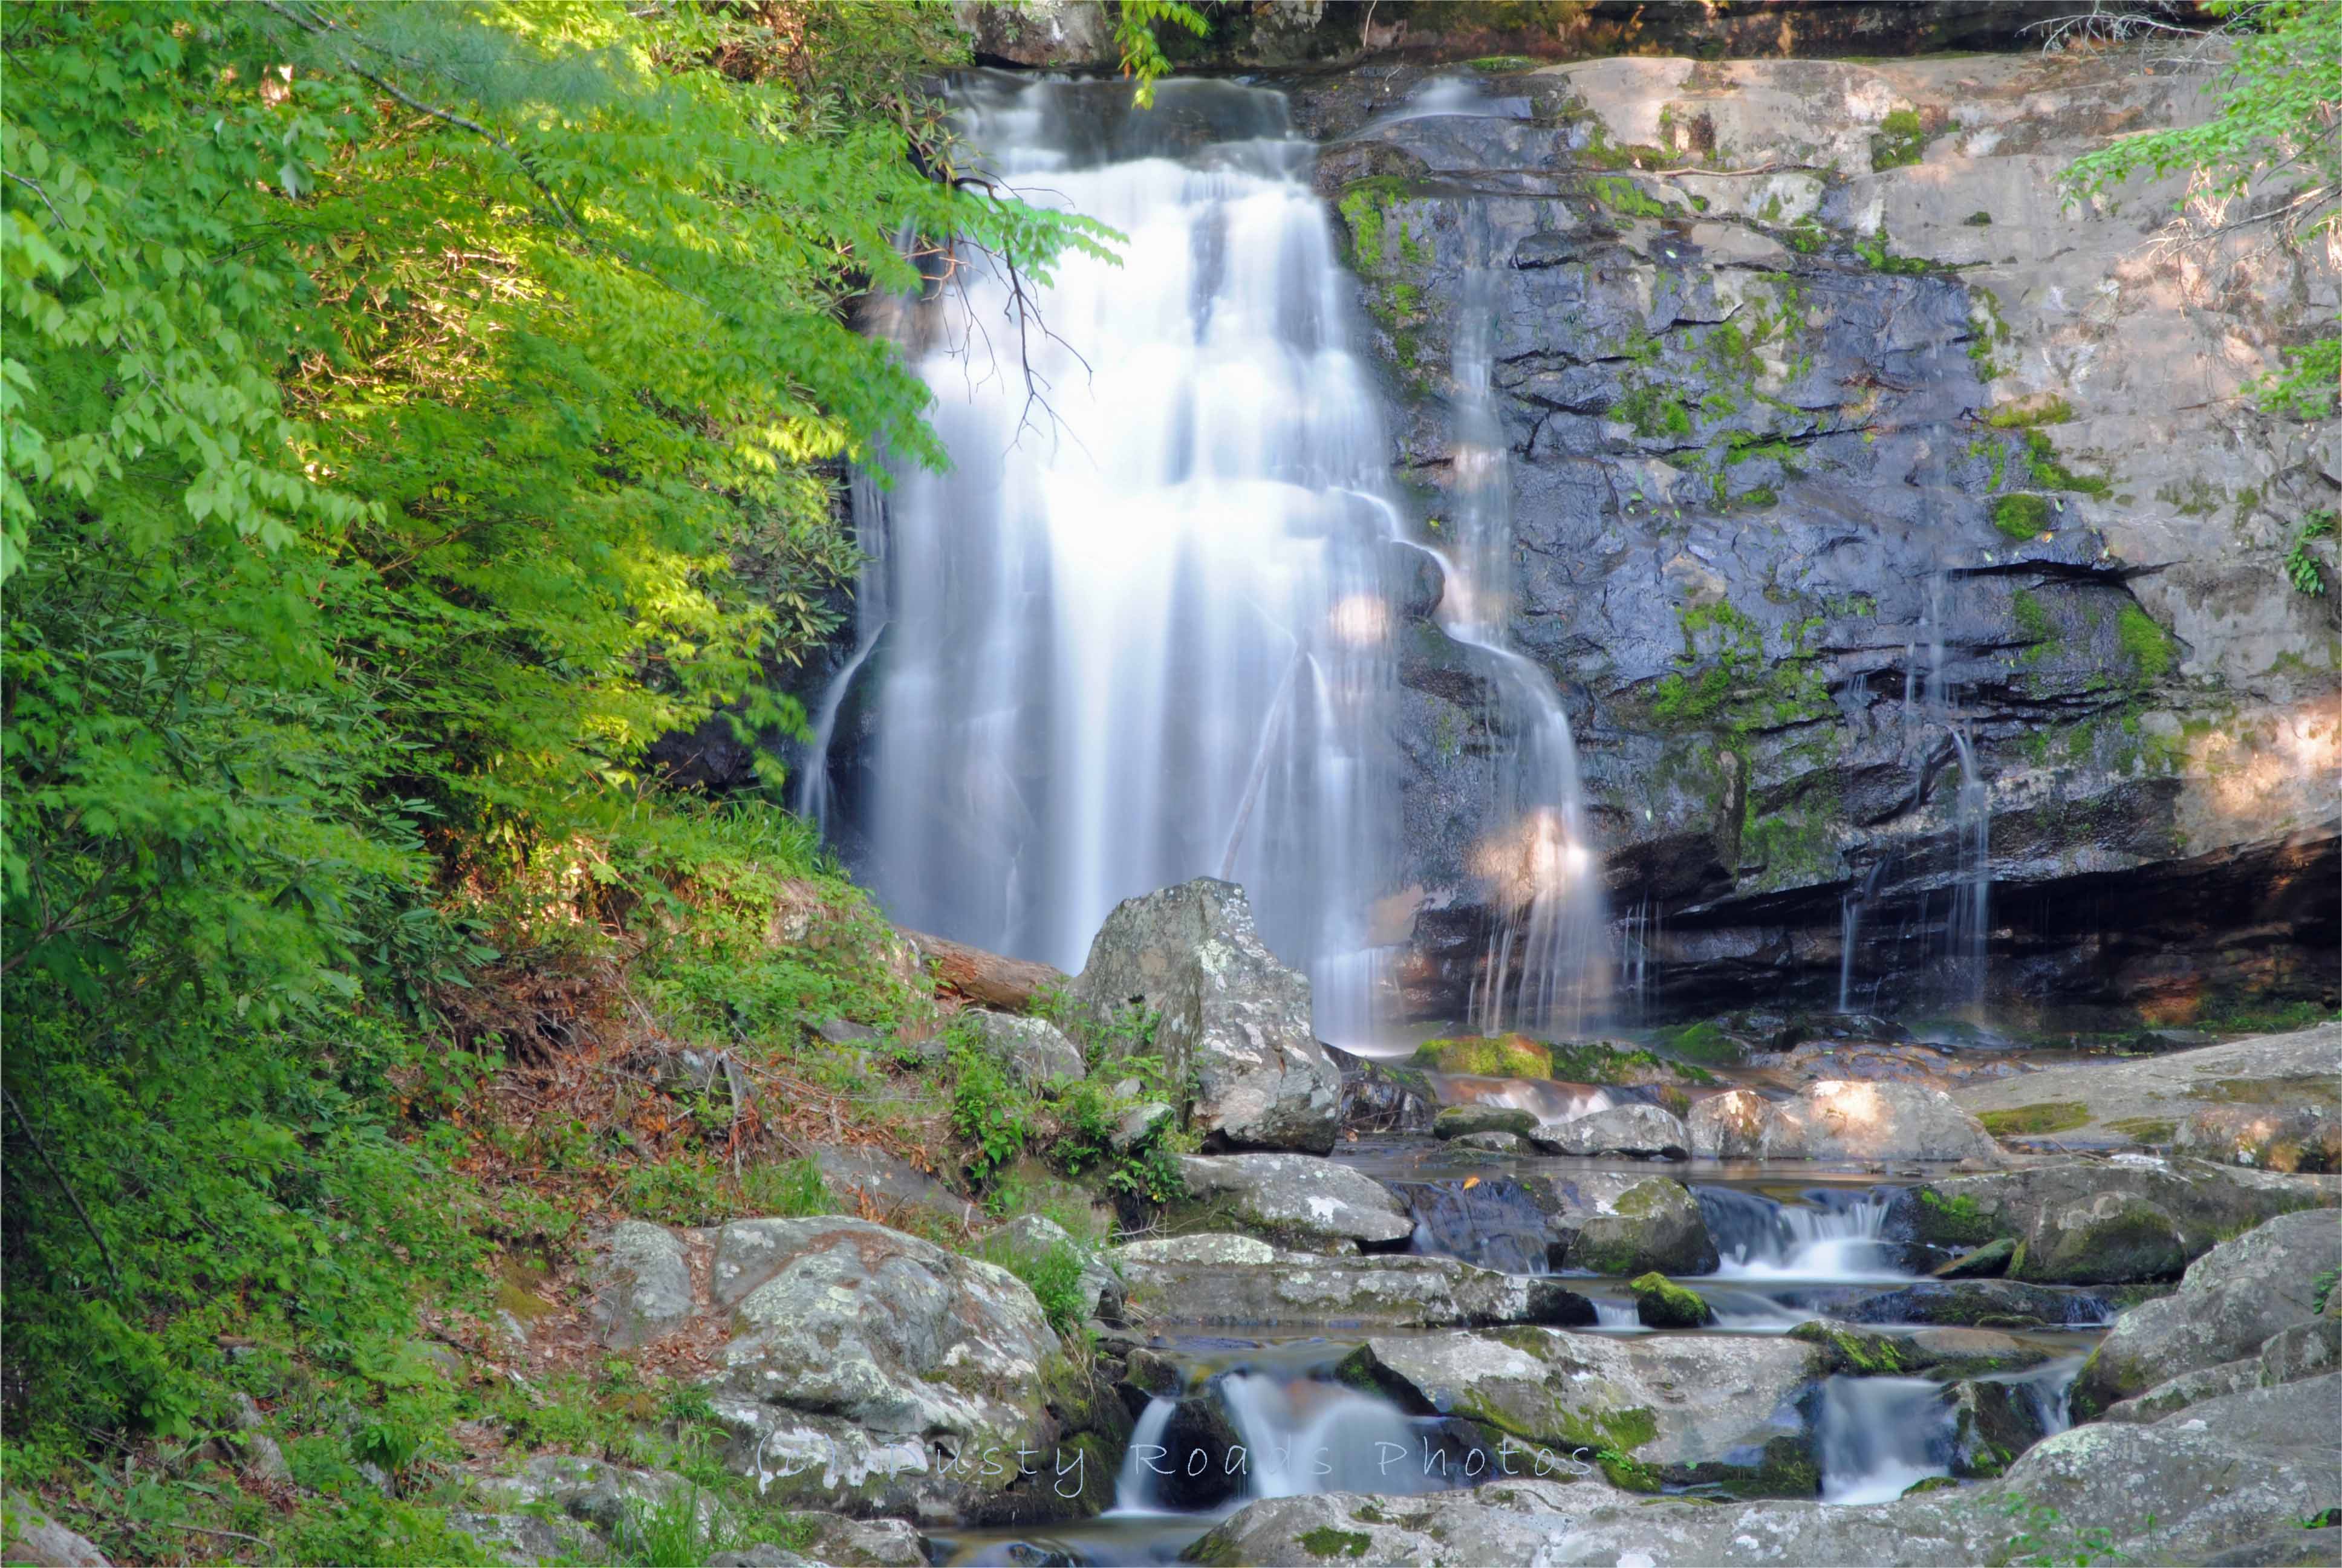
1114;1374;1446;1514
1897;569;1992;1007
822;77;1403;1039
1815;1376;1955;1504
1699;1187;1913;1284
1440;212;1610;1038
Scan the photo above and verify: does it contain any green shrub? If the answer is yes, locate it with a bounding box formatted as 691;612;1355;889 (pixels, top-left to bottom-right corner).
1993;493;2054;539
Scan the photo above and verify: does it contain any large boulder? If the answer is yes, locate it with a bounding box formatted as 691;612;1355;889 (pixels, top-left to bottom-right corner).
1339;1329;1819;1495
1549;1174;1719;1276
1171;1153;1411;1253
1838;1280;2113;1331
1182;1376;2342;1566
1953;1029;2342;1158
701;1216;1106;1518
1068;879;1339;1153
1893;1156;2340;1284
1529;1102;1691;1159
1760;1080;2000;1162
1;1502;109;1567
2072;1207;2342;1420
1322;1043;1437;1134
1688;1088;1769;1158
587;1219;695;1350
1113;1234;1593;1330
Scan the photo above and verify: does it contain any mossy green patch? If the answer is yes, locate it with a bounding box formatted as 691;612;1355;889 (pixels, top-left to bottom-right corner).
2117;603;2175;683
1591;176;1669;219
1870;108;1931;171
1544;1040;1717;1087
1992;493;2052;539
1977;1102;2092;1137
1299;1527;1371;1560
1657;1020;1743;1067
1411;1033;1552;1079
1913;1188;2000;1246
1789;1319;1907;1374
2104;1117;2178;1144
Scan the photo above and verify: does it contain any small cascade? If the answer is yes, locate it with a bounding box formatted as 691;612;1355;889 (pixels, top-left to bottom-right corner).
1435;207;1609;1039
1433;1074;1613;1124
1898;569;1992;1008
1992;1355;2087;1439
1216;1373;1456;1497
1814;1376;1956;1504
1392;1177;1552;1274
1622;896;1661;1022
1836;862;1884;1013
1113;1397;1181;1512
1592;1299;1642;1330
1697;1187;1911;1283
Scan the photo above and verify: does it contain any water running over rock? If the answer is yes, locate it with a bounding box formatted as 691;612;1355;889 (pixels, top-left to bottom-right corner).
825;76;1405;1040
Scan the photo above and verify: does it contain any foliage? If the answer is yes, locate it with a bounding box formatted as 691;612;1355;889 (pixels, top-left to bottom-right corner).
1113;1;1209;108
2283;510;2335;594
1994;493;2054;539
2116;603;2176;683
2058;2;2340;420
2059;1;2339;244
948;1028;1035;1183
0;1;1113;1553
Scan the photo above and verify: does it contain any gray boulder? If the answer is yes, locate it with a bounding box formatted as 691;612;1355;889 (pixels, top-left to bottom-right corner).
963;1010;1085;1090
1895;1156;2338;1284
1069;879;1339;1153
1173;1153;1412;1253
701;1216;1090;1517
1761;1079;1999;1162
588;1220;695;1350
1113;1234;1592;1330
1953;1029;2342;1157
2259;1316;2341;1385
1544;1173;1718;1276
2072;1207;2342;1419
2096;1358;2259;1425
2174;1103;2342;1174
1;1503;109;1567
1529;1103;1691;1159
1687;1088;1769;1158
1341;1328;1818;1493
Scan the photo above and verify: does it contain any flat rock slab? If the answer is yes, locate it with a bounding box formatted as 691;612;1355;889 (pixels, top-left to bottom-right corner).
1173;1153;1413;1252
1951;1026;2341;1160
1113;1234;1591;1329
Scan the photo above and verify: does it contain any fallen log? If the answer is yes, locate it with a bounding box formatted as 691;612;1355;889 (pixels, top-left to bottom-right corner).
900;929;1069;1012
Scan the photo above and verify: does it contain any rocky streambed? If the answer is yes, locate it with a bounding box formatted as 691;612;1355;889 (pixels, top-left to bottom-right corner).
409;880;2340;1568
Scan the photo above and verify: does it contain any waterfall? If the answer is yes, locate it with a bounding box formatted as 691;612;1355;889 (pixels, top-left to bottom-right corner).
1113;1397;1180;1513
1215;1373;1451;1497
1435;208;1610;1038
1897;569;1992;1008
817;76;1403;1039
1696;1186;1912;1283
1814;1376;1956;1504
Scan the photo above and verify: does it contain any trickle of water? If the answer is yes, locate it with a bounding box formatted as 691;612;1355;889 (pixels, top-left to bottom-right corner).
1112;1397;1181;1513
1697;1187;1913;1283
1435;207;1609;1039
1815;1376;1956;1504
1591;1300;1642;1330
1216;1373;1456;1498
818;76;1402;1041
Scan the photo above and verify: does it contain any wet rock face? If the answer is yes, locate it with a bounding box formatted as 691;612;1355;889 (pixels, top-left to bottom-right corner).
1307;50;2341;1023
1069;878;1340;1153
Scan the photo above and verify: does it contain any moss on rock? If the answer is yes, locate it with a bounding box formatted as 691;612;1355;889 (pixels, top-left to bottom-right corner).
1977;1102;2092;1137
1412;1033;1552;1079
1629;1272;1714;1329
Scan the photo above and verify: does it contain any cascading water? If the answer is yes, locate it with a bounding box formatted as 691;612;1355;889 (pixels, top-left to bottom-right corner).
1697;1186;1912;1283
1113;1371;1462;1514
1814;1376;1956;1504
818;76;1404;1039
1896;569;1992;1008
1437;208;1610;1038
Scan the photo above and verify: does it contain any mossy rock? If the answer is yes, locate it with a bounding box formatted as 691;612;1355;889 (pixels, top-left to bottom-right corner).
1298;1527;1372;1560
1978;1102;2092;1137
1432;1104;1540;1140
1544;1039;1719;1088
1933;1237;2015;1280
1628;1272;1714;1329
1657;1020;1745;1068
1789;1320;1908;1376
1664;1434;1820;1499
1412;1033;1552;1079
1908;1188;2004;1248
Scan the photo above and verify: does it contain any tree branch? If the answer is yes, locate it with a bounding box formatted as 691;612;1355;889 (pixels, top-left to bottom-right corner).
5;1084;124;1292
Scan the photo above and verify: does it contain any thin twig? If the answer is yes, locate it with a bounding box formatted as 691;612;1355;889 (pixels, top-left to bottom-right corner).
4;1084;123;1291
